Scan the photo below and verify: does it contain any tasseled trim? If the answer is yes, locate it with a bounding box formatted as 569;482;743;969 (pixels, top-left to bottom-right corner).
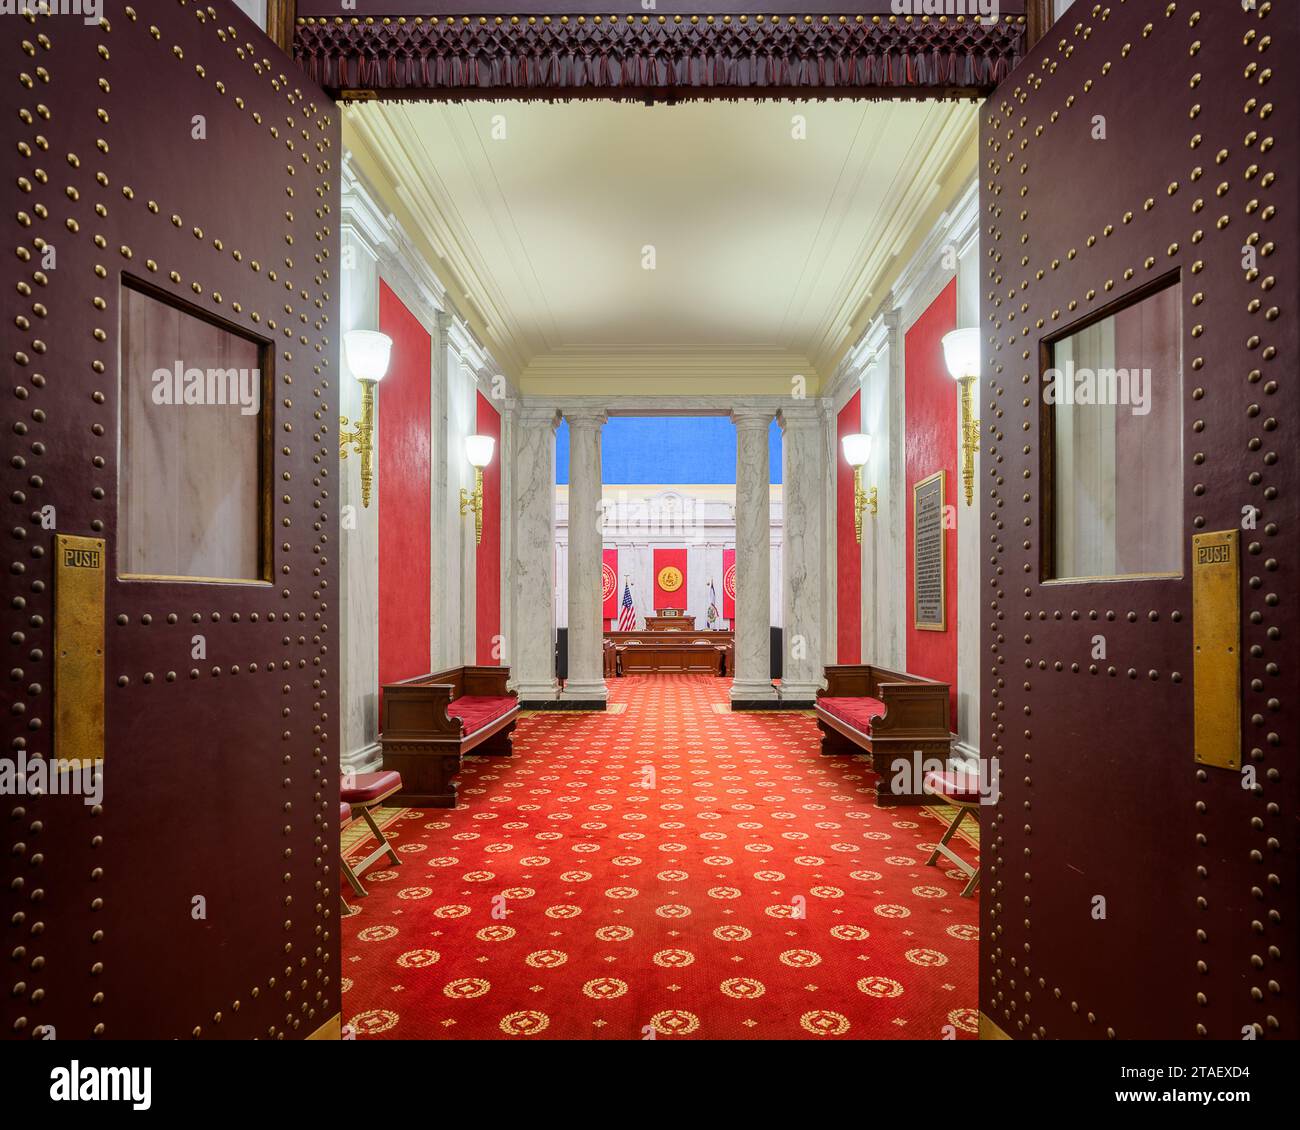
294;18;1024;98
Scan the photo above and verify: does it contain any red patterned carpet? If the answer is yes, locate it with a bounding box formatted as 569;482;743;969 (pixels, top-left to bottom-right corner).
340;675;979;1040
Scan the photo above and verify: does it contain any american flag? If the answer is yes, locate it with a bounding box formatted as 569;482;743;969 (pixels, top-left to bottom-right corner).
617;579;637;631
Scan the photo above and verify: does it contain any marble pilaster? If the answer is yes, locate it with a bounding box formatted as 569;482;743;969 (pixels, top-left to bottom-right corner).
560;408;609;706
778;404;828;705
509;407;561;704
730;407;778;705
339;225;381;771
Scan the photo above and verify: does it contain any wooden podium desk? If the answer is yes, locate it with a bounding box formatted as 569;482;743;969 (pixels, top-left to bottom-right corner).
619;643;726;675
645;615;696;631
606;630;733;676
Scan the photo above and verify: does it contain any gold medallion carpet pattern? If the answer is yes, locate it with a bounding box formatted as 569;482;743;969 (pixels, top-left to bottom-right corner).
341;675;979;1039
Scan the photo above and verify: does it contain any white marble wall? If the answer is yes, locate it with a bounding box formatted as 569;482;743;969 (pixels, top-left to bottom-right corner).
730;406;778;703
339;226;381;772
497;399;516;666
509;407;561;702
561;410;609;703
232;0;267;30
821;176;981;761
338;156;512;770
862;320;908;672
554;487;781;631
955;234;982;756
687;544;727;628
778;404;828;703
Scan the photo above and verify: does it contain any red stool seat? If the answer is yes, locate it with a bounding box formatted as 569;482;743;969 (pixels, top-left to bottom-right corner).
922;766;982;898
339;772;403;906
342;770;402;805
924;769;982;805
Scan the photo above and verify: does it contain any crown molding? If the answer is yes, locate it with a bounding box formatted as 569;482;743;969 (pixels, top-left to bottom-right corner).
821;170;977;408
341;149;519;402
519;346;821;398
524;393;825;417
808;106;980;376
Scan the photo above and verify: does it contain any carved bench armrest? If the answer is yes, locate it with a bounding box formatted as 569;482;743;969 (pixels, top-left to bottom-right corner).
819;664;875;698
871;680;951;736
461;665;515;698
381;681;464;740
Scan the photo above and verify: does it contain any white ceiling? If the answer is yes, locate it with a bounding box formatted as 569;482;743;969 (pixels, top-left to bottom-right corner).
347;98;978;394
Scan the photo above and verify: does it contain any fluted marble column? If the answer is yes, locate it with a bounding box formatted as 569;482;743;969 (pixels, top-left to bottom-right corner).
730;406;778;706
509;407;560;704
560;408;608;707
778;404;827;705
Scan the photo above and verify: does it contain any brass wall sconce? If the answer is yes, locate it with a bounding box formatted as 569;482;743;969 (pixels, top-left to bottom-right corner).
942;328;981;508
460;434;496;544
841;432;878;544
339;330;393;509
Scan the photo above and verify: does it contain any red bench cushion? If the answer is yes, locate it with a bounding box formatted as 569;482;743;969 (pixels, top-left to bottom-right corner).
341;770;402;804
924;769;982;804
448;694;516;735
818;696;887;733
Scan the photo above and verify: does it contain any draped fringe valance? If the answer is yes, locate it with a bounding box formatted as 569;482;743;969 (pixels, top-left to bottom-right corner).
294;18;1024;97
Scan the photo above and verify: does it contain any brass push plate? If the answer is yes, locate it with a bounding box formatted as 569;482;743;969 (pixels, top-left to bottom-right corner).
1192;530;1241;771
54;535;106;771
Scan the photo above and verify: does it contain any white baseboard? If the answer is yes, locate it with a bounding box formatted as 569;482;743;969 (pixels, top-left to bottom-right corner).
952;739;980;766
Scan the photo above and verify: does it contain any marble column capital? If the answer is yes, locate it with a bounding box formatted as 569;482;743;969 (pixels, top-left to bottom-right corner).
776;402;825;431
562;407;609;430
518;405;560;430
730;406;775;430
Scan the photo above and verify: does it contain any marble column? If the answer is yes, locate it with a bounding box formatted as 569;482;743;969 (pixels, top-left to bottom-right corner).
778;404;827;705
509;406;560;704
730;406;778;705
560;409;608;707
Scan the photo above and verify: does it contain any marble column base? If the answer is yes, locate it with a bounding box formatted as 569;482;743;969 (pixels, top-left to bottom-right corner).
777;681;822;709
559;679;608;709
515;679;560;709
730;679;779;709
341;741;383;775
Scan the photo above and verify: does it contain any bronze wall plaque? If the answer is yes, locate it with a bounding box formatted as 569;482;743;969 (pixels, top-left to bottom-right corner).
54;535;106;771
1192;530;1242;771
913;470;946;631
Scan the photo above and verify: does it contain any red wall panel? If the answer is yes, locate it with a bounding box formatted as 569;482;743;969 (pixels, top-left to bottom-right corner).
652;548;689;610
722;548;736;621
602;548;619;619
836;391;863;663
379;281;432;688
475;392;502;664
905;280;958;721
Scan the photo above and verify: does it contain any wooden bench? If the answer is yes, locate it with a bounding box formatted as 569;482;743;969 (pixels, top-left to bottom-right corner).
814;664;953;805
380;666;520;808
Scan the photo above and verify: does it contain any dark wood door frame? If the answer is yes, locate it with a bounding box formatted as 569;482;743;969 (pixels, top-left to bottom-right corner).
268;0;297;55
1025;0;1052;50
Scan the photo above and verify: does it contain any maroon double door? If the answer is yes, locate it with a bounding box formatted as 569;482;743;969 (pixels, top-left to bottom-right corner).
979;2;1297;1039
4;0;1295;1042
2;3;341;1039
